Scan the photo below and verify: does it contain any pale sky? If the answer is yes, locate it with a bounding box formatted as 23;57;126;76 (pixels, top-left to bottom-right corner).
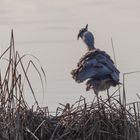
0;0;140;110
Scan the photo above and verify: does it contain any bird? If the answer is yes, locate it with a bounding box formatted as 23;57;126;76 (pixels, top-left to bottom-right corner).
71;24;120;95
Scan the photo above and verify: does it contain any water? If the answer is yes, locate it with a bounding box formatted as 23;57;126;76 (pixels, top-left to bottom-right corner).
0;0;140;111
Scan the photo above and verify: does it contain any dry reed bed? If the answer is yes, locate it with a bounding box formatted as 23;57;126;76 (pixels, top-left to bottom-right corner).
0;31;140;140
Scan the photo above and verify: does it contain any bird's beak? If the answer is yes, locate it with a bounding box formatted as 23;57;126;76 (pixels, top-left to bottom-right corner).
85;24;88;30
77;33;80;40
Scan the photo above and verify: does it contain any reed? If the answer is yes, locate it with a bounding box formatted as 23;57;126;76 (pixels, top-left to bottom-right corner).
0;31;140;140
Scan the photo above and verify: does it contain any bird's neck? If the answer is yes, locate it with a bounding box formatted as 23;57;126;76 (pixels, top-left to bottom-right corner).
87;45;96;51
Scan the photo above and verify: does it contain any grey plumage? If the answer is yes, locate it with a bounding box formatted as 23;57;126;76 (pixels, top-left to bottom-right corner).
77;24;95;50
71;25;120;94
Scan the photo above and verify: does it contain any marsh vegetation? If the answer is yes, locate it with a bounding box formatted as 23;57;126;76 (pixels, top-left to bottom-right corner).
0;32;140;140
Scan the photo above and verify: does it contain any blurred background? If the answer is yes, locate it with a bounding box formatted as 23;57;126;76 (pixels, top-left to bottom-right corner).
0;0;140;111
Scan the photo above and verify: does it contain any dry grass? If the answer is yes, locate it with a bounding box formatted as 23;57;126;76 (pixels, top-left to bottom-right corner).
0;31;140;140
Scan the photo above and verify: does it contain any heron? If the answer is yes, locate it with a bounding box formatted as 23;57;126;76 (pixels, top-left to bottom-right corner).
71;24;120;95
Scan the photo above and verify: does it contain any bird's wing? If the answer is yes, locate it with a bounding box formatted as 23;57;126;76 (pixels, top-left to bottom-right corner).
71;50;120;83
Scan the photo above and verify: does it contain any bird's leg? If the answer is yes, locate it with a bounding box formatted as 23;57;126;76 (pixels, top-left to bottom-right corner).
94;90;100;108
107;89;111;105
107;89;113;120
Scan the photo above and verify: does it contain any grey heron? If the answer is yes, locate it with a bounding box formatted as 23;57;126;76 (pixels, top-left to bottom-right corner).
71;24;120;95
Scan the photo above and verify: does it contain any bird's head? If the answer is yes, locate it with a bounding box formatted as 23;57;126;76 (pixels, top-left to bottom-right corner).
77;24;88;40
